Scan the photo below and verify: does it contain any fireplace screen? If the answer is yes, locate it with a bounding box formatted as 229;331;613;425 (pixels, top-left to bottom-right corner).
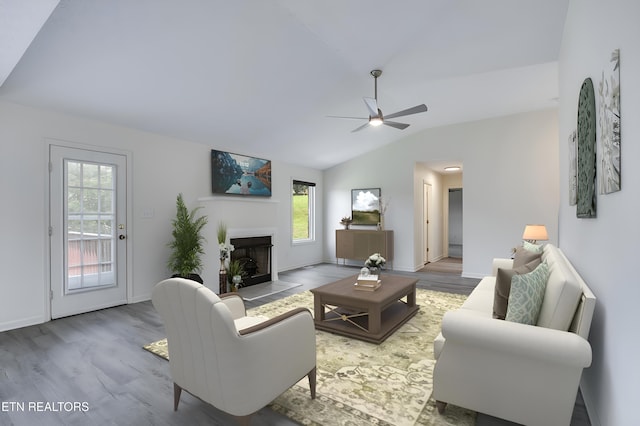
230;236;272;287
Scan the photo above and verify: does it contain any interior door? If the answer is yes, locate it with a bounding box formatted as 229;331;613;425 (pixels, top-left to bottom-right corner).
423;182;431;264
49;144;128;319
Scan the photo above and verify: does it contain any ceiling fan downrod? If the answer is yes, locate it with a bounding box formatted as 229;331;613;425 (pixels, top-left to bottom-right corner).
370;69;382;101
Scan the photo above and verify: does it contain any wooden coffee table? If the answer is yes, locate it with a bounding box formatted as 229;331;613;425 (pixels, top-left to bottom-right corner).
310;274;419;344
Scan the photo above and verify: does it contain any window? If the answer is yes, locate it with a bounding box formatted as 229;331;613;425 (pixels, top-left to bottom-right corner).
292;180;316;242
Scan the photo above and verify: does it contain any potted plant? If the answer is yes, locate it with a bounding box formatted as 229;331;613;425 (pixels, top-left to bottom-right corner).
226;259;245;291
340;216;353;230
167;193;208;284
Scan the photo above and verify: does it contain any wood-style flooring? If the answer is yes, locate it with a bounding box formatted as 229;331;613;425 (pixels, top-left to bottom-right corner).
0;261;590;425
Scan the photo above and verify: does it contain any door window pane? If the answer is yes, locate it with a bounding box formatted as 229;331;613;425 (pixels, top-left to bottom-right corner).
65;160;116;292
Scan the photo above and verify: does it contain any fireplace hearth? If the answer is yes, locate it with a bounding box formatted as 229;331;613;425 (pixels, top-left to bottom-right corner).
230;236;272;287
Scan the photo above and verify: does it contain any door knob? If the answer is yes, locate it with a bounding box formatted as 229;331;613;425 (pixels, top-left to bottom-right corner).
119;235;126;240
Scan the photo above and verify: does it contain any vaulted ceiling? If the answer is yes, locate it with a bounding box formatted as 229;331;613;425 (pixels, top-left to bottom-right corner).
1;0;568;170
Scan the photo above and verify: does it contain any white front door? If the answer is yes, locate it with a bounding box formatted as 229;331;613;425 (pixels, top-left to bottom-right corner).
49;144;128;319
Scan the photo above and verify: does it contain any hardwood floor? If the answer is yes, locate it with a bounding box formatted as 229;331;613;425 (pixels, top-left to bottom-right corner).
0;262;590;425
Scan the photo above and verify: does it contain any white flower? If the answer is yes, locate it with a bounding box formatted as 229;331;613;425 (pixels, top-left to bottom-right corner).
219;243;235;260
365;253;386;268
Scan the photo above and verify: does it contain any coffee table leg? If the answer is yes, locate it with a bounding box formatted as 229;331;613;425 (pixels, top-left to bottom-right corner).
369;308;381;334
407;288;416;307
314;296;325;321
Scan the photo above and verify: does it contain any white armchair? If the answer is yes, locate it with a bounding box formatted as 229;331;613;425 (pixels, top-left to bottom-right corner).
151;278;316;425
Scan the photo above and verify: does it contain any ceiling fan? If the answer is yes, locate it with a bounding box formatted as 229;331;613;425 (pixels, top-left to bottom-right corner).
329;69;428;132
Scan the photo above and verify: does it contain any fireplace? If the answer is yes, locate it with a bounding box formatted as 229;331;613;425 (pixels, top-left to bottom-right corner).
230;236;272;287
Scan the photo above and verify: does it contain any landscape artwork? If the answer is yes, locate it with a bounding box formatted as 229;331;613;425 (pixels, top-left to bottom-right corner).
351;188;381;225
598;48;621;194
211;150;272;196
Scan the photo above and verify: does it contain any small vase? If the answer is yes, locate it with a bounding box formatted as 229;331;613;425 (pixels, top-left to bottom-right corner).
219;259;227;294
368;266;380;277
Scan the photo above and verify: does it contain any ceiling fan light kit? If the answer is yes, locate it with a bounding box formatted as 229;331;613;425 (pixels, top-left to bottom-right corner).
329;69;428;132
369;116;383;126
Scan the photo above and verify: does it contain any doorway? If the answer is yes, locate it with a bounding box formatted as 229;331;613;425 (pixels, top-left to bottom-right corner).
49;144;129;319
448;188;463;258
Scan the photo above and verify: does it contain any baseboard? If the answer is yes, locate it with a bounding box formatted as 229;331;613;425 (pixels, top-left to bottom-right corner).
461;271;485;279
129;294;152;304
0;314;47;333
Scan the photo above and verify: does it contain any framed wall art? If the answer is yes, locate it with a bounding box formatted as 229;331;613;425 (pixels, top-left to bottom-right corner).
351;188;381;226
568;129;577;206
598;48;621;194
211;150;272;197
576;78;597;218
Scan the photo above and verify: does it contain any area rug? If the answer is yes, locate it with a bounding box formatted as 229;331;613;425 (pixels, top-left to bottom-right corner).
144;288;476;426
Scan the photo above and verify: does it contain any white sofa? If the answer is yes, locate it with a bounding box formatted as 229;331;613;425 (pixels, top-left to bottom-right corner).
432;244;596;426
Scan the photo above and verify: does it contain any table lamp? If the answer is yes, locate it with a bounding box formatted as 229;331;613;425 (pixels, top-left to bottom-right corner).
522;224;548;244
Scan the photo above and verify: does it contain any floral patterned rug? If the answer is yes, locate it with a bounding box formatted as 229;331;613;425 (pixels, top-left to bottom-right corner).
144;288;476;426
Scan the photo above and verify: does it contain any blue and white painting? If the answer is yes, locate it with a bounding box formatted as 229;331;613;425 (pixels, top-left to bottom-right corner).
598;48;621;194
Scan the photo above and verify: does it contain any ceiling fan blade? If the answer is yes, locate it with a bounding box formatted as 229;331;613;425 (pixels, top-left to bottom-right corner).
351;122;370;133
326;115;368;120
363;97;379;117
383;121;410;130
384;104;428;119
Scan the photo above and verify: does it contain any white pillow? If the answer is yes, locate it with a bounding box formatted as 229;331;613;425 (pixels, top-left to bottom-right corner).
505;262;549;325
522;240;543;253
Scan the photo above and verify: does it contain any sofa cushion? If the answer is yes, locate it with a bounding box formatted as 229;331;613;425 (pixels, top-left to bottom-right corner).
505;262;550;325
536;246;583;330
512;245;543;268
461;277;496;311
493;258;542;319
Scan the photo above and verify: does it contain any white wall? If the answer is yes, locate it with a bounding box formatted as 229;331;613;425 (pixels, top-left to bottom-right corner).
559;1;640;425
0;100;323;331
324;109;560;276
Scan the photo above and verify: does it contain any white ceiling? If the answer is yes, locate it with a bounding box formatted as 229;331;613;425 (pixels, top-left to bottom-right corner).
0;0;568;170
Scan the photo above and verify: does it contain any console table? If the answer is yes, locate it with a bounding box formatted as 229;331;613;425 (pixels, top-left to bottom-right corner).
335;229;394;266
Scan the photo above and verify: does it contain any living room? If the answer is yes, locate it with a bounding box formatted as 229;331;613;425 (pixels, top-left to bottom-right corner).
1;1;638;425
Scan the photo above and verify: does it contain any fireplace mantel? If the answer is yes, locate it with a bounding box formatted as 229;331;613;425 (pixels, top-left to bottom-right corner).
198;196;279;204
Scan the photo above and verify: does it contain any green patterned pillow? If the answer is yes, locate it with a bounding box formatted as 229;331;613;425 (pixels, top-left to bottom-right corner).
505;262;550;325
522;240;543;253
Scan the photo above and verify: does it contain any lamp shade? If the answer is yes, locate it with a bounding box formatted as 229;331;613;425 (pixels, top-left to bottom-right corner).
522;224;548;241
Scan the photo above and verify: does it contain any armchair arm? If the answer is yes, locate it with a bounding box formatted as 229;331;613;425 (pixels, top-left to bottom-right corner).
239;307;311;335
491;257;514;276
218;308;316;414
440;309;591;366
219;293;246;319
